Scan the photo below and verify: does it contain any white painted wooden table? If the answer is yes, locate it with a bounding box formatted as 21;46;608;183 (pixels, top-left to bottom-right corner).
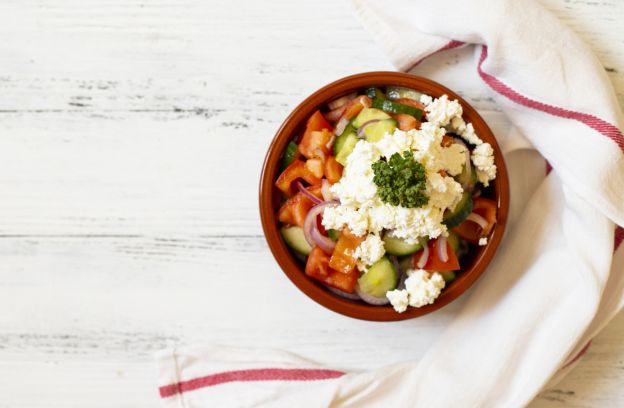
1;1;622;406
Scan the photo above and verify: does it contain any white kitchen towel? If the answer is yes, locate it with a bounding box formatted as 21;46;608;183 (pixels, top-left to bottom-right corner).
157;0;624;406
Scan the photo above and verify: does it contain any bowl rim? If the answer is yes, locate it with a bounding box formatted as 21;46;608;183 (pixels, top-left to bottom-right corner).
259;71;509;321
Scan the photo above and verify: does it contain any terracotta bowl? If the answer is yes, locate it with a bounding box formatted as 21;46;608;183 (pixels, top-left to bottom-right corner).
259;72;509;321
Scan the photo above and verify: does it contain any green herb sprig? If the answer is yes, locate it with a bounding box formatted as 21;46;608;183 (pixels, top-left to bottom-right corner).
372;151;429;208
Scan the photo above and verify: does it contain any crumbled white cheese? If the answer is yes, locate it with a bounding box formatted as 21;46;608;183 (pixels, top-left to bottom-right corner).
386;269;445;312
471;143;497;186
423;94;463;127
479;237;488;246
404;269;445;308
354;234;385;270
386;289;409;313
322;127;466;243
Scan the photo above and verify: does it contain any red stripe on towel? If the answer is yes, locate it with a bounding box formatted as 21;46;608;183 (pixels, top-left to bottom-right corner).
615;226;624;251
159;368;345;398
561;341;592;370
477;46;624;152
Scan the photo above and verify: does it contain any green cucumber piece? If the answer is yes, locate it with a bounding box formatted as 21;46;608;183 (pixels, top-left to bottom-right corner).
327;229;340;242
333;123;356;155
352;108;392;128
357;256;397;298
372;98;423;120
386;87;423;101
383;234;423;256
439;270;456;283
280;226;312;255
335;133;358;165
455;164;477;191
447;232;461;253
364;87;385;100
363;118;397;142
443;191;473;229
280;141;299;170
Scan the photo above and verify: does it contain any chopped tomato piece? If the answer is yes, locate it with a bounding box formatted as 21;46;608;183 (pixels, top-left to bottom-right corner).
275;160;322;196
452;197;497;244
441;135;455;147
341;96;372;121
394;113;419;131
277;191;316;228
324;156;343;184
412;238;460;271
394;98;426;111
305;157;324;178
299;112;333;159
306;247;358;293
329;228;365;274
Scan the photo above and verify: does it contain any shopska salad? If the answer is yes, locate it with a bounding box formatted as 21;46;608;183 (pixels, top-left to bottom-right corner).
274;86;497;313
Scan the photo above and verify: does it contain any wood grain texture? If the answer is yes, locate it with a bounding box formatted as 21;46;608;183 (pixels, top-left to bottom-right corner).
0;0;622;406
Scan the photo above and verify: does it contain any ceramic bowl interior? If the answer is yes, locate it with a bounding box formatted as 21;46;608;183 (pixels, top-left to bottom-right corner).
259;72;509;321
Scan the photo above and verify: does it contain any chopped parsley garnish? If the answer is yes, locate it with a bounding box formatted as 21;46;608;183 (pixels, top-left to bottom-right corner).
372;151;429;208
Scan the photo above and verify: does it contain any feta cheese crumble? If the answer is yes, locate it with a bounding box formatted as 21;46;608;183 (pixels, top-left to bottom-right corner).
479;237;488;246
353;234;385;271
386;269;446;312
420;94;497;186
322;126;466;244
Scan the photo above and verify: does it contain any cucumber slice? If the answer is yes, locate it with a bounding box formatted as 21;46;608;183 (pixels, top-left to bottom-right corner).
387;87;423;101
443;191;473;229
455;164;477;191
383;234;423;256
364;87;385;100
327;229;340;242
280;141;299;170
363;119;397;142
439;270;456;283
352;108;392;128
335;133;358;165
333;123;356;155
372;98;423;120
280;226;312;255
357;256;397;298
447;232;461;253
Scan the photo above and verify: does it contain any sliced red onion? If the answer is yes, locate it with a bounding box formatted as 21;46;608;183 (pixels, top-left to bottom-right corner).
303;202;338;254
390;255;405;290
321;179;334;201
437;236;449;263
325;106;346;123
356;119;381;138
296;180;322;205
335;117;350;136
466;212;488;230
325;134;336;150
311;227;336;254
355;283;390;305
314;147;326;163
473;188;482;198
326;285;360;300
328;92;357;110
416;241;430;269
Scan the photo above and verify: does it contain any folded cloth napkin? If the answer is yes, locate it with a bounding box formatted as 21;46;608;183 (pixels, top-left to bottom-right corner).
157;0;624;406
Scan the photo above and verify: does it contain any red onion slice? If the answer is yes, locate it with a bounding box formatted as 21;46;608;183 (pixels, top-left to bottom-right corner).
326;285;360;300
325;105;346;123
328;92;357;110
356;119;381;138
466;212;488;230
296;180;322;205
437;236;449;263
303;202;338;253
325;134;336;150
321;179;334;201
335;117;350;136
355;283;390;305
416;241;430;269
